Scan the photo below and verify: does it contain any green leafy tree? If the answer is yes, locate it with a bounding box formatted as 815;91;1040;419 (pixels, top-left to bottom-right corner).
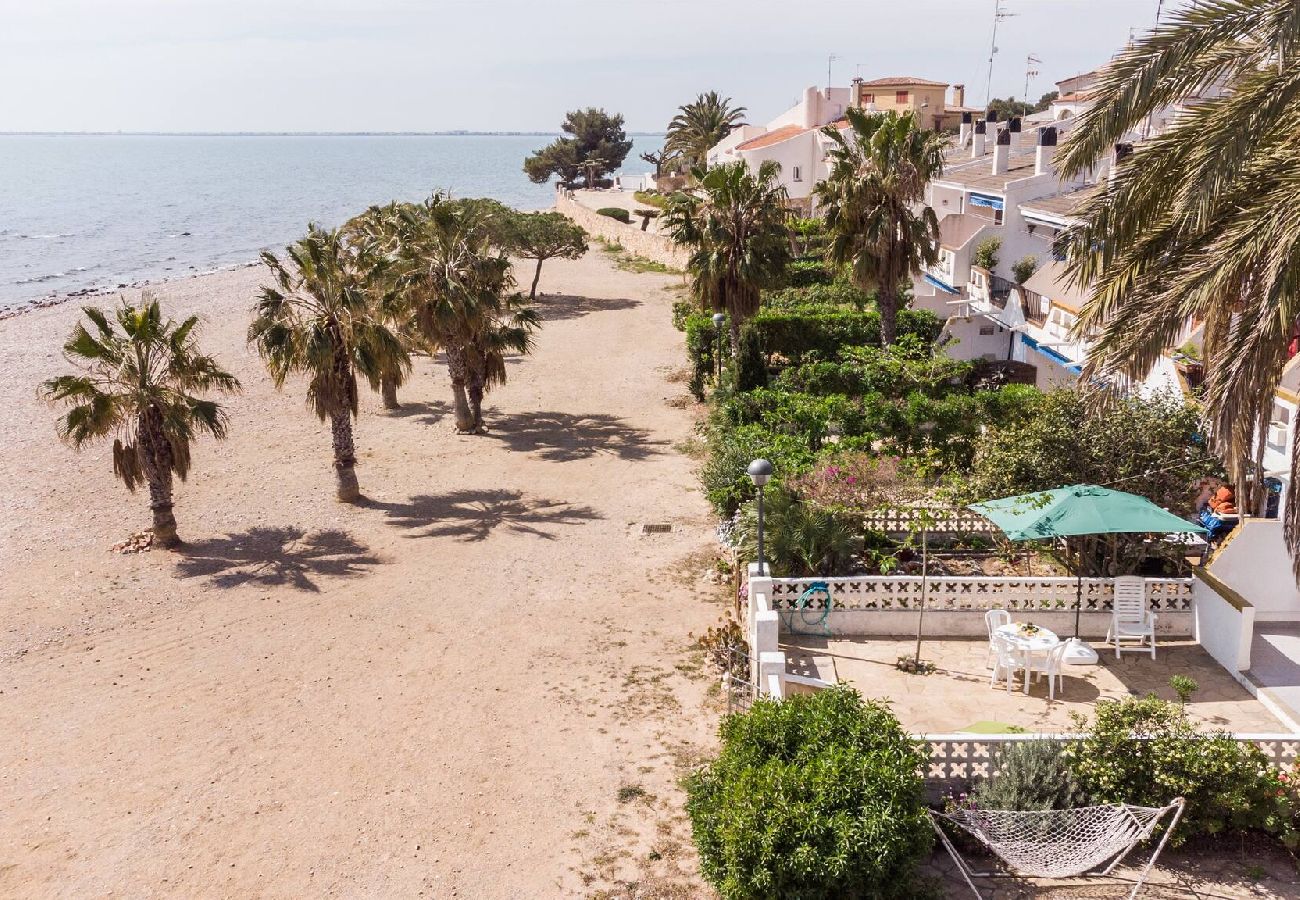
504;211;588;300
962;389;1221;574
1055;0;1300;560
664;91;747;170
524;108;633;187
662;160;791;361
814;108;944;346
43;296;240;547
250;225;408;502
686;685;932;899
987;97;1035;120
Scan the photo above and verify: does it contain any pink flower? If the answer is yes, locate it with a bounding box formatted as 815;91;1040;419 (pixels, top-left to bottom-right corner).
846;476;858;484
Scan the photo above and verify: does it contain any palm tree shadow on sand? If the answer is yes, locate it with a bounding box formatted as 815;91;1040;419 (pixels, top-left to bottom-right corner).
174;526;381;592
485;410;666;462
388;399;450;427
370;488;602;542
532;294;641;323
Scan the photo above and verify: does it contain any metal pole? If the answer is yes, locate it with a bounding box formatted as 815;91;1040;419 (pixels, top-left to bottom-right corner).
716;327;723;382
756;486;766;575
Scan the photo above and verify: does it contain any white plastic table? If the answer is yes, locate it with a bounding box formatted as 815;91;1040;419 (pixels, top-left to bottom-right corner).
995;623;1061;694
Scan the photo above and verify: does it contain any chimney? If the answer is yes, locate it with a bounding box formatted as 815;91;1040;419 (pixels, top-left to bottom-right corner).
971;119;987;158
1109;141;1134;183
986;109;999;126
953;83;966;109
1035;125;1057;176
802;85;819;128
1007;116;1022;150
992;127;1011;175
851;76;864;110
959;111;973;146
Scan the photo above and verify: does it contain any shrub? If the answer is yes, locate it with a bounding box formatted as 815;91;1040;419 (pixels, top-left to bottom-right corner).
596;206;631;223
1061;695;1289;844
973;236;1001;271
974;740;1091;812
684;313;720;401
686;686;933;900
1011;255;1038;285
735;324;769;392
699;422;816;516
763;279;871;312
785;258;835;288
732;486;857;576
744;308;942;366
672;298;697;332
633;189;668;210
720;388;866;452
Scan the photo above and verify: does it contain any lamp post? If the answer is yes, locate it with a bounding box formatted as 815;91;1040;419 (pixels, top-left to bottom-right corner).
747;459;774;574
712;312;725;383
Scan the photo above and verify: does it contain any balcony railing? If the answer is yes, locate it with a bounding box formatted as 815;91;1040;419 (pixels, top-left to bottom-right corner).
1021;288;1047;326
989;275;1014;309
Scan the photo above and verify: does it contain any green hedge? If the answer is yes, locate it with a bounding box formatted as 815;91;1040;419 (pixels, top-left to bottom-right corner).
684;314;720;401
762;280;871;313
748;309;941;362
596;207;631;223
699;422;817;516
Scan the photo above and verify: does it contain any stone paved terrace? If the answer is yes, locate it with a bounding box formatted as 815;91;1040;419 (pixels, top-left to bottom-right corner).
782;636;1286;734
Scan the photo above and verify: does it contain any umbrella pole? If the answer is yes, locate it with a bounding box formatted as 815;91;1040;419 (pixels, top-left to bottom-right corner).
1074;570;1083;639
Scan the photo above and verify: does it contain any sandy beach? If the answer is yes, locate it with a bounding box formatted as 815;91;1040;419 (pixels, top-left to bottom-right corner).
0;251;722;897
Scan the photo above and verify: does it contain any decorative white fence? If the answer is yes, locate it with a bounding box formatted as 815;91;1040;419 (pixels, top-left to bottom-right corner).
919;732;1300;796
859;507;998;535
765;575;1192;613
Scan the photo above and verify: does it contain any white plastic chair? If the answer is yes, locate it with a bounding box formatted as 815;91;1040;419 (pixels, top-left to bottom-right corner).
989;633;1022;693
985;608;1010;666
1106;576;1156;659
1027;640;1069;700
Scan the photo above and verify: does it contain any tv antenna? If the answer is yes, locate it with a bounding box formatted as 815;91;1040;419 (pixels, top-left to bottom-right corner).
1024;54;1041;105
984;0;1017;107
827;54;840;87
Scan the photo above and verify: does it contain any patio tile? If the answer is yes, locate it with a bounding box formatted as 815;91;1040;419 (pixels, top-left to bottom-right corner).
782;637;1285;734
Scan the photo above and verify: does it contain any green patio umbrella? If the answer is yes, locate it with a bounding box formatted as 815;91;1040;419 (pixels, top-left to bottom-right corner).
970;484;1206;647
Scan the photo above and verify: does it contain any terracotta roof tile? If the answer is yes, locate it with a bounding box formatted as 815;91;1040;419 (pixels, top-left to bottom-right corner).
858;76;949;88
734;124;806;151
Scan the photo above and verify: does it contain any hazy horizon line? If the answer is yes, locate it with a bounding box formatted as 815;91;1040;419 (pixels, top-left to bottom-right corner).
0;130;667;138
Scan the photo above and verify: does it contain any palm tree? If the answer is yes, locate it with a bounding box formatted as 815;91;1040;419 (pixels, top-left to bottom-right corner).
1053;0;1300;563
393;196;518;434
662;160;791;360
467;292;542;431
343;202;414;410
665;92;747;170
814;108;944;346
249;225;408;502
42;295;240;547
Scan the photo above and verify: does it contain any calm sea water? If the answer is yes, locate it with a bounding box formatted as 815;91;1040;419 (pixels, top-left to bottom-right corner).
0;134;659;306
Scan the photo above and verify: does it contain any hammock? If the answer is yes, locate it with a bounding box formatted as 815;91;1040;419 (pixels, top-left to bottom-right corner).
930;797;1185;899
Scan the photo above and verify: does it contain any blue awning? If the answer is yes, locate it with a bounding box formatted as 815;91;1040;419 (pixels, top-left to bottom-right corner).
969;193;1005;211
1020;333;1082;374
924;274;960;295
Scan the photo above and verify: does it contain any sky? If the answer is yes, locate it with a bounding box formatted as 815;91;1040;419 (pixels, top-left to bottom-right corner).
1;0;1172;134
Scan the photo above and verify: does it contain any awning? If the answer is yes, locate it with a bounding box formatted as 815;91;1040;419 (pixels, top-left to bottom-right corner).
924;274;960;295
969;193;1005;212
1020;333;1082;374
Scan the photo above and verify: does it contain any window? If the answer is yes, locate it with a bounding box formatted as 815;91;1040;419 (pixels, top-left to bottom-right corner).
896;90;909;104
791;166;802;182
861;93;875;104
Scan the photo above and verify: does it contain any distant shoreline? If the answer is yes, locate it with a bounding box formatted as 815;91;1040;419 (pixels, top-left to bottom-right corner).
0;131;667;138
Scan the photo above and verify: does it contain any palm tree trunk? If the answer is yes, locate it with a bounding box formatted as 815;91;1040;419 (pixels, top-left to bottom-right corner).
728;316;742;368
530;257;545;300
467;364;487;433
879;289;899;347
330;410;361;502
445;347;476;433
380;374;400;410
140;411;180;547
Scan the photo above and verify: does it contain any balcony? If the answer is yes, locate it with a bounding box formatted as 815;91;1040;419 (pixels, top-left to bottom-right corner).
1020;288;1048;326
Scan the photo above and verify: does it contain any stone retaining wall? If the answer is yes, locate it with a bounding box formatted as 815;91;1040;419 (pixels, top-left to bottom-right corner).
554;190;689;271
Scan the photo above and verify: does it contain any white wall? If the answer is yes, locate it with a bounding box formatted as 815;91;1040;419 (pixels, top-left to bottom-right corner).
1210;520;1300;622
1193;571;1255;673
739;132;825;203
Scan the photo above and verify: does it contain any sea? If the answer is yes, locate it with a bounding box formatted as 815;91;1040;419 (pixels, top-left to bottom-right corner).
0;133;660;309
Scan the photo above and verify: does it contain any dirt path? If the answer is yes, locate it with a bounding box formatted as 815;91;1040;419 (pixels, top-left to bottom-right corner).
0;250;723;897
